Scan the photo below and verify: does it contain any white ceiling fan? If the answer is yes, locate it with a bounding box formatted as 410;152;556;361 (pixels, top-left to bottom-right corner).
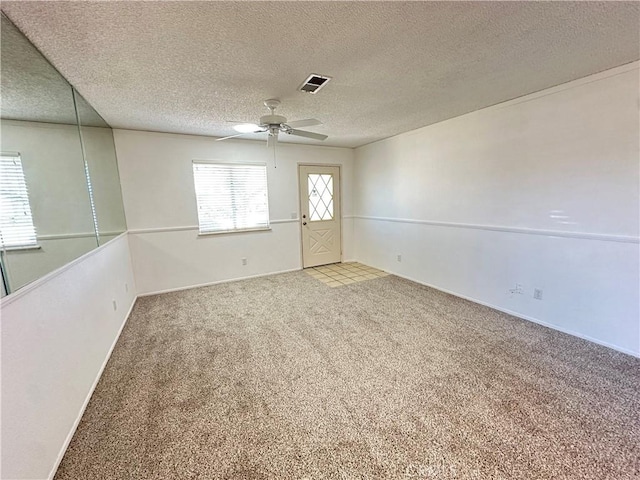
217;98;328;148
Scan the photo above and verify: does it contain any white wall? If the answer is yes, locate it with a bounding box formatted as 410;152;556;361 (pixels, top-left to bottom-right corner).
0;233;137;479
353;63;640;356
114;130;354;295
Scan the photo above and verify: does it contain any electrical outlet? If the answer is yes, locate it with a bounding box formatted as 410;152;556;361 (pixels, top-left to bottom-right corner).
242;258;247;266
112;300;117;311
534;288;543;300
397;254;402;262
509;283;524;295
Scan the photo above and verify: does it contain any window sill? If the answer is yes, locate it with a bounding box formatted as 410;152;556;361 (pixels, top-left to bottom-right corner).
198;226;272;237
1;244;41;252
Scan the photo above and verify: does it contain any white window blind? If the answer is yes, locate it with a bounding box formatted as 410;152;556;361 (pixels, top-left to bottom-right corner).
193;162;269;234
0;153;37;248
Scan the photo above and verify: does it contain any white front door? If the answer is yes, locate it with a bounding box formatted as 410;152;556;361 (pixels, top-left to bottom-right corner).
299;165;341;268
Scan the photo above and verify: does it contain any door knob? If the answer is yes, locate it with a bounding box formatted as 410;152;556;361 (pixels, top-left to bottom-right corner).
303;222;307;226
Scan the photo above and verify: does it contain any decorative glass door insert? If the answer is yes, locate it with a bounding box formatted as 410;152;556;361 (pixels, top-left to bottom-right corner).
308;174;334;221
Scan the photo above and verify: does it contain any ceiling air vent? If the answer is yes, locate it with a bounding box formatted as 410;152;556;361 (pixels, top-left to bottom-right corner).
299;74;331;94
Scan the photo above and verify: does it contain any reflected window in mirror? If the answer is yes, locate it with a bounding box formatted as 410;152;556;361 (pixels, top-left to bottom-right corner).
0;153;37;249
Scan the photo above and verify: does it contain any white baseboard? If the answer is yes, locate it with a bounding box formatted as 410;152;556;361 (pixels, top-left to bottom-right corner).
47;295;139;480
138;267;303;297
388;270;640;359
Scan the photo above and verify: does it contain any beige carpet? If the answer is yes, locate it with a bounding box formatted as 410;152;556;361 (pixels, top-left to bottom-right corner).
55;271;640;479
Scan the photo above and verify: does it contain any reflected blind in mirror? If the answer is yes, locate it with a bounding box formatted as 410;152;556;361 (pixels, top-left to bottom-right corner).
0;153;37;248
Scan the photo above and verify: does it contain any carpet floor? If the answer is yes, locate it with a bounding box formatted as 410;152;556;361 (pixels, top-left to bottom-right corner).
55;271;640;479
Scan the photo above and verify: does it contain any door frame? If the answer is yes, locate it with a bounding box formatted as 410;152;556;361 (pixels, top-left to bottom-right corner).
297;163;343;268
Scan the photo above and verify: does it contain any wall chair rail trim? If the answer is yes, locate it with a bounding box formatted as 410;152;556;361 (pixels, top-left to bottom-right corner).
129;219;301;235
353;216;640;244
0;232;129;307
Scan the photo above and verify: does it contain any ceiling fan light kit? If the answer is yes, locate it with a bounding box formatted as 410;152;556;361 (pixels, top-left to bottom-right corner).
233;123;262;133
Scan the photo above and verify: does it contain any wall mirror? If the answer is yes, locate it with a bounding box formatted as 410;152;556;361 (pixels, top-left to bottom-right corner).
0;13;127;297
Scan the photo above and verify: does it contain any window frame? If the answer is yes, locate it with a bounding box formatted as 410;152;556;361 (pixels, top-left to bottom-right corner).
192;160;271;236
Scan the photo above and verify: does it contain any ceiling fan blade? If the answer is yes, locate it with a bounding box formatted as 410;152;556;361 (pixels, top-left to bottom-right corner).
287;129;328;141
215;133;249;142
287;118;322;128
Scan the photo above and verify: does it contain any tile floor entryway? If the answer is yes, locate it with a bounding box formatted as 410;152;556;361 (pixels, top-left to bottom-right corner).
305;262;389;287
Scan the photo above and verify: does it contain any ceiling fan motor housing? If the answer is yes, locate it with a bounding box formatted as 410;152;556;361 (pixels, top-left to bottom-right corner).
260;114;287;127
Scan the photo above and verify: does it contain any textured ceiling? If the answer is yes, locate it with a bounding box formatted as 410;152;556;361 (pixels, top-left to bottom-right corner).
2;1;638;148
1;13;110;127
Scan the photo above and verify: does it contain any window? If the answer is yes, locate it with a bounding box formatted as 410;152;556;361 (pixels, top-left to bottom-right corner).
192;162;269;234
0;153;37;249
